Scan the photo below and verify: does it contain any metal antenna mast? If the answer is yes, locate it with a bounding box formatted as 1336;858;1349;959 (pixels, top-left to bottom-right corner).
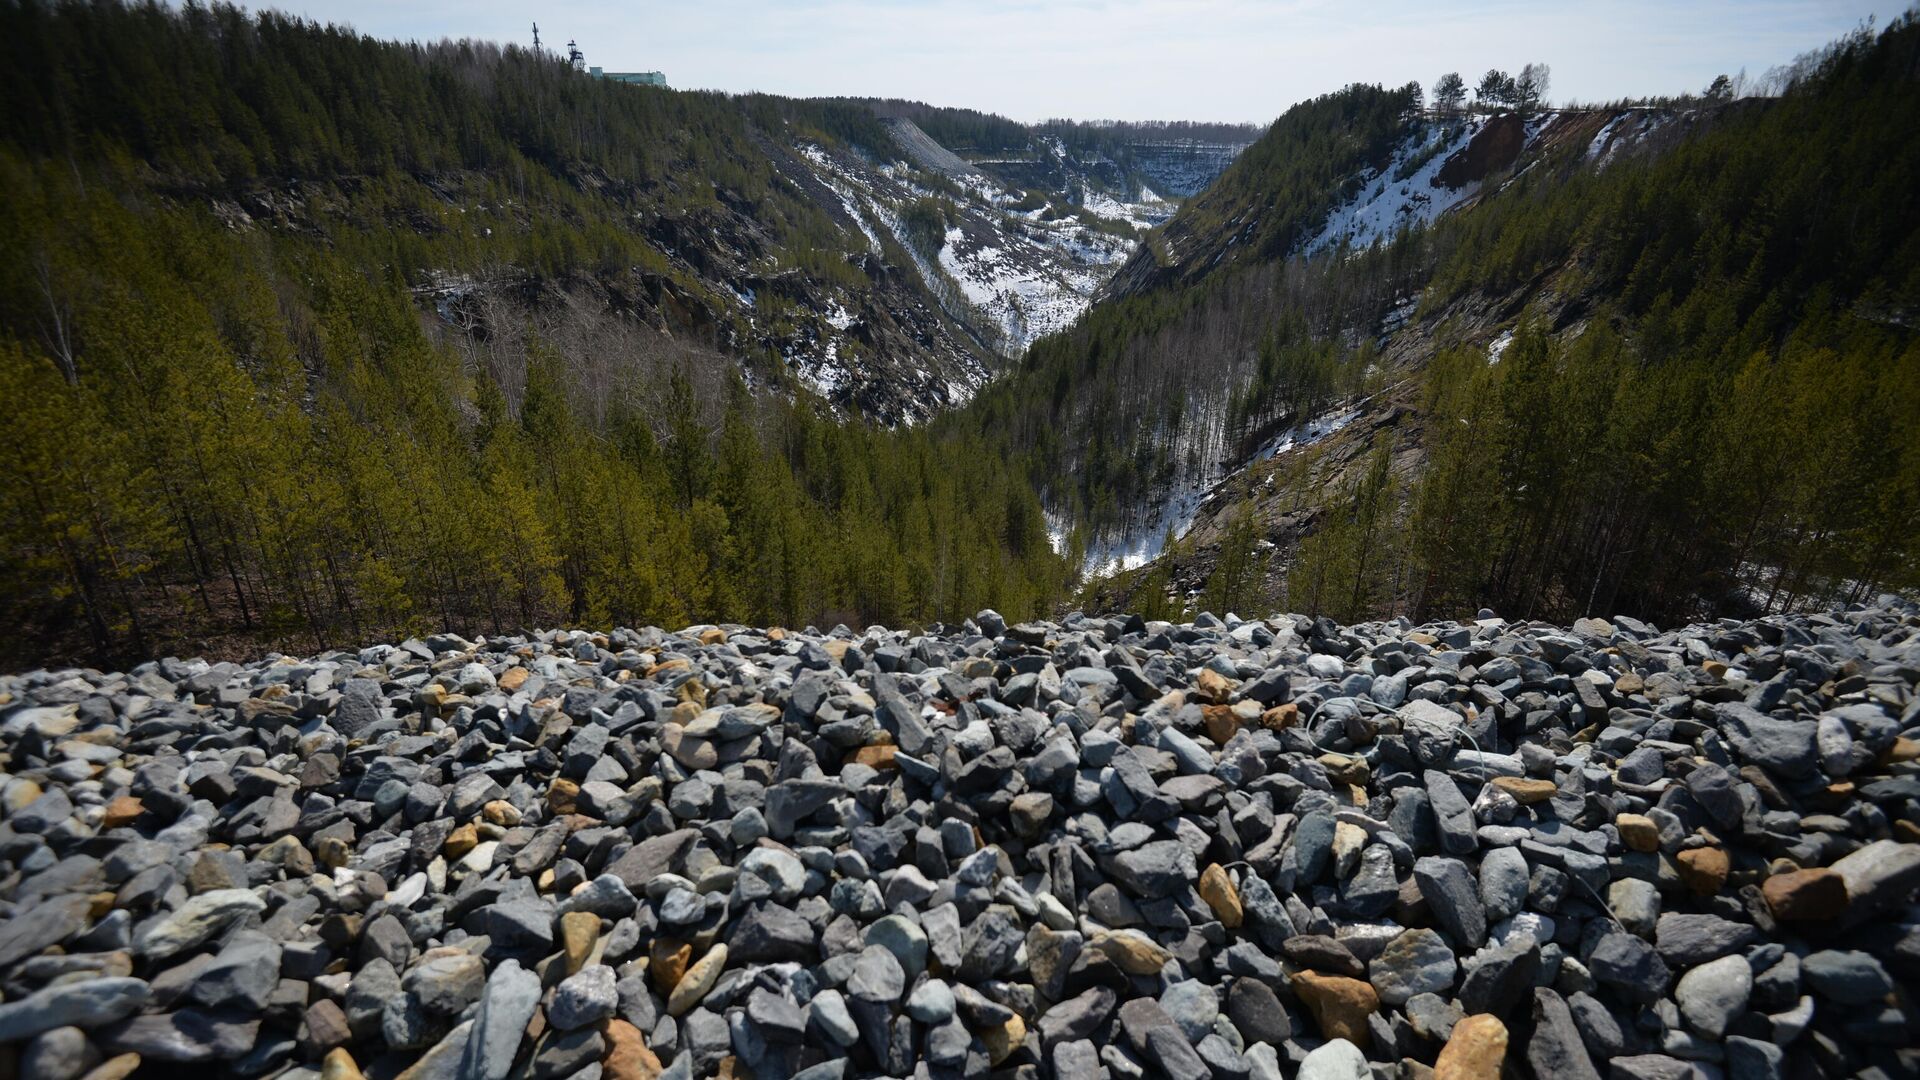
532;22;541;52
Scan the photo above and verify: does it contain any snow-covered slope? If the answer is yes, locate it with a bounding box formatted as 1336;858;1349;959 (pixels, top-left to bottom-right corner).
1302;108;1696;256
643;108;1253;423
788;130;1177;364
1302;119;1493;254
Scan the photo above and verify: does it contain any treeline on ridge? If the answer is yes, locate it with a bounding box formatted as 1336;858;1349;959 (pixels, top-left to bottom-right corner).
0;0;1069;666
986;17;1920;626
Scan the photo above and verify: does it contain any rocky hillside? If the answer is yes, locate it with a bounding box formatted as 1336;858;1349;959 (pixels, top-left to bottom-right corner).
0;5;1250;426
971;18;1920;625
1;602;1917;1078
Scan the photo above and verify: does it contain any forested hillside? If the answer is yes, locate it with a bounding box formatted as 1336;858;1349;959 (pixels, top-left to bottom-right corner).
0;1;1070;665
975;16;1920;625
2;1;1913;668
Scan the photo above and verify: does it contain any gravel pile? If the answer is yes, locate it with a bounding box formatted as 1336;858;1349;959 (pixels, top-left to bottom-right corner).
2;604;1919;1080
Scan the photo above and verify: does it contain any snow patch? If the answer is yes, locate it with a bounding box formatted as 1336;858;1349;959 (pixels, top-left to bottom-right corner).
824;298;856;330
1303;120;1487;255
1487;329;1515;365
1253;407;1360;462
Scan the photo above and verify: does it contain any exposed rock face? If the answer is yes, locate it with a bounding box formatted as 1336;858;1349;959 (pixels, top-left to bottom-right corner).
1;602;1918;1078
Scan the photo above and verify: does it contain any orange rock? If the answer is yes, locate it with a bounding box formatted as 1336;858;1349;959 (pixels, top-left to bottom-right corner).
1881;736;1920;765
602;1019;662;1080
1198;864;1243;928
651;940;692;995
81;1054;143;1080
1202;706;1240;746
314;836;351;869
1762;867;1849;921
1434;1014;1507;1080
559;911;600;975
102;795;144;829
498;667;529;693
699;628;727;646
982;1014;1026;1065
548;779;580;815
1489;777;1557;805
850;745;898;770
1260;703;1300;731
1319;753;1369;787
668;944;728;1016
1195;668;1235;704
1677;847;1730;895
1089;931;1171;974
1616;814;1660;852
443;823;479;861
1291;971;1379;1048
321;1048;366;1080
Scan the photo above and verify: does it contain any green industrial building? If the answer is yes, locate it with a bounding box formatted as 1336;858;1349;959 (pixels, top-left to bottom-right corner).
590;67;667;87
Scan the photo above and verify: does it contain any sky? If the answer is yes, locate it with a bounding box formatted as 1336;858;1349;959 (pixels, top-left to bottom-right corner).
292;0;1911;123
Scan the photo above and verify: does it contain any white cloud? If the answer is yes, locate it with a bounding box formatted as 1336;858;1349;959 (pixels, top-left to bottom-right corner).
289;0;1908;122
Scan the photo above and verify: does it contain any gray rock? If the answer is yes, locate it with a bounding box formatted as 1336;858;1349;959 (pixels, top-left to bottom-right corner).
557;874;638;919
1801;949;1893;1004
745;987;807;1042
1413;856;1486;949
1424;771;1478;855
1055;1040;1102;1080
549;965;618;1029
458;959;542;1080
1405;993;1462;1043
1725;1036;1784;1080
1526;988;1601;1080
1226;977;1291;1045
1041;986;1117;1045
20;1026;101;1080
99;1008;260;1063
0;977;150;1043
1370;928;1457;1005
135;889;266;961
189;934;281;1012
1831;840;1920;927
1715;703;1819;777
0;893;89;968
863;914;929;979
1674;953;1751;1039
1608;877;1660;938
847;944;906;1002
10;786;73;832
1293;812;1336;883
1111;840;1196;898
1479;846;1528;922
405;951;488;1015
1400;701;1462;767
1458;934;1540;1016
905;979;956;1024
531;1026;604;1079
729;902;816;963
1588;931;1672;1001
809;988;858;1046
1296;1037;1370;1080
1655;912;1757;967
1159;979;1218;1041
